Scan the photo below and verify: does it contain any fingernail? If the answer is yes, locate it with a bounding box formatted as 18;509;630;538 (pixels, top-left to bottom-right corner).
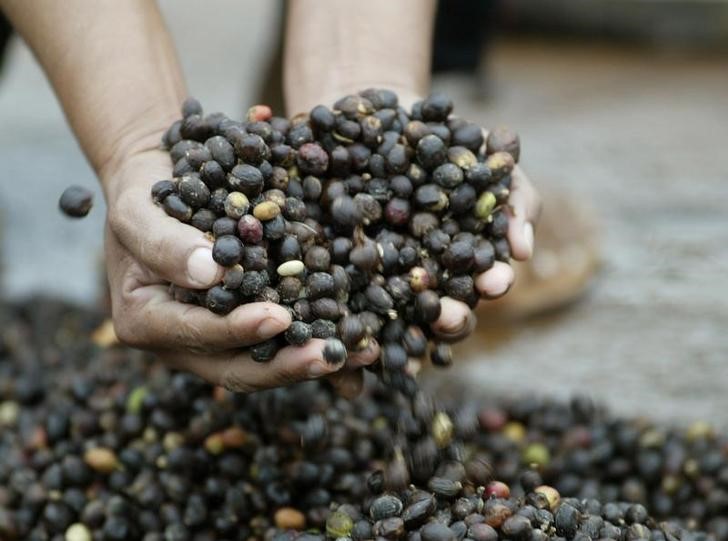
523;222;534;257
487;278;510;298
187;247;220;287
441;313;475;341
479;263;515;298
308;361;335;378
452;316;468;335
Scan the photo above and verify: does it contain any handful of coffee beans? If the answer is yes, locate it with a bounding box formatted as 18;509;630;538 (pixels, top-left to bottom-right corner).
153;89;520;385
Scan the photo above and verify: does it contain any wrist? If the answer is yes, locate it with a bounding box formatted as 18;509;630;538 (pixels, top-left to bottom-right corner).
100;143;172;206
96;110;175;180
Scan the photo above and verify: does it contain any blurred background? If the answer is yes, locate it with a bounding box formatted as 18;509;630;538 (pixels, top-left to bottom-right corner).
0;1;726;425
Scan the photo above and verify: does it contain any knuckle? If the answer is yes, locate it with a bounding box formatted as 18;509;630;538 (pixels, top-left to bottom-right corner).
112;316;145;348
224;316;243;344
221;365;255;394
109;189;181;273
435;312;476;343
111;296;155;350
173;306;207;347
179;325;205;348
134;234;171;275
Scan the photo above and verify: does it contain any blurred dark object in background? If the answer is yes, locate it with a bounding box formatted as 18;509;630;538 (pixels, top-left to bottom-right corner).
432;0;496;73
502;0;728;51
0;13;12;73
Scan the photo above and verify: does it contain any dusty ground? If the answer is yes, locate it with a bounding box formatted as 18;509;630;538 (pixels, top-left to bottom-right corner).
0;3;726;426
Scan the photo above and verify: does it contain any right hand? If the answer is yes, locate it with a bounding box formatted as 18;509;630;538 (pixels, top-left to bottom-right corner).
103;147;379;397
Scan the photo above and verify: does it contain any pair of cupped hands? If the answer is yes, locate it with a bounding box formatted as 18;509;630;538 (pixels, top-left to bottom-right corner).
103;110;541;398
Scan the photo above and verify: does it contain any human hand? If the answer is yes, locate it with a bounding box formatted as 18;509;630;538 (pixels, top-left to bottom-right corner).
432;164;541;341
287;86;541;352
104;147;379;397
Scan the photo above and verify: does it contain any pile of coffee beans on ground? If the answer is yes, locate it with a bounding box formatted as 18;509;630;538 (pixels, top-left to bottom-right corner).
0;298;723;540
152;90;519;381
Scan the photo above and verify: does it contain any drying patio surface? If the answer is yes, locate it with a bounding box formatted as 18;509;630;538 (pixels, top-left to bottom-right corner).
432;39;728;427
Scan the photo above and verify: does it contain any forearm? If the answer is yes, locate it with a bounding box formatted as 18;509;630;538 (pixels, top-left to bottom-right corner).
0;0;185;186
283;0;436;114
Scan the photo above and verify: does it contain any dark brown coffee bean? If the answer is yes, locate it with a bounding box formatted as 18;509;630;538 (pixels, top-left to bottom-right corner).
311;319;337;339
311;298;341;320
234;133;269;165
277;276;303;304
442;241;475;272
452;122;484;153
430;343;453;367
237;215;264;244
212;235;244;266
307;272;335;300
421;93;453;122
415;291;441;323
486;126;520;162
181;97;203;118
205;135;236;171
151;180;176;204
178;174;210;208
190;208;216;232
402;495;436;529
285;321;312;346
205;286;238;315
420;522;456;541
338;315;366;348
350;241;380;271
200;160;226;189
251;338;279;362
59;186;94;218
297;143;329;176
402;326;427;357
162;194;192;222
310;105;336;131
382;343;408;370
304;246;331;272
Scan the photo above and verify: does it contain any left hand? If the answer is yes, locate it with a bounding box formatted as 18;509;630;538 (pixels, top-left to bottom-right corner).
432;164;542;341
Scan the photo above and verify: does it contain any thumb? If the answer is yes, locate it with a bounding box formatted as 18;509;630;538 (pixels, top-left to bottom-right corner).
108;181;223;290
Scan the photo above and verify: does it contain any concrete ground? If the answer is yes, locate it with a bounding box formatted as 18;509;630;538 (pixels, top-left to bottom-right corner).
0;3;726;426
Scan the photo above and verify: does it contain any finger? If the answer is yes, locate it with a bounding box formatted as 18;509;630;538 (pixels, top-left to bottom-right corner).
108;153;224;289
327;370;365;399
346;338;380;369
431;297;477;342
167;339;344;393
112;186;224;289
475;261;515;299
506;166;542;261
113;281;291;351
